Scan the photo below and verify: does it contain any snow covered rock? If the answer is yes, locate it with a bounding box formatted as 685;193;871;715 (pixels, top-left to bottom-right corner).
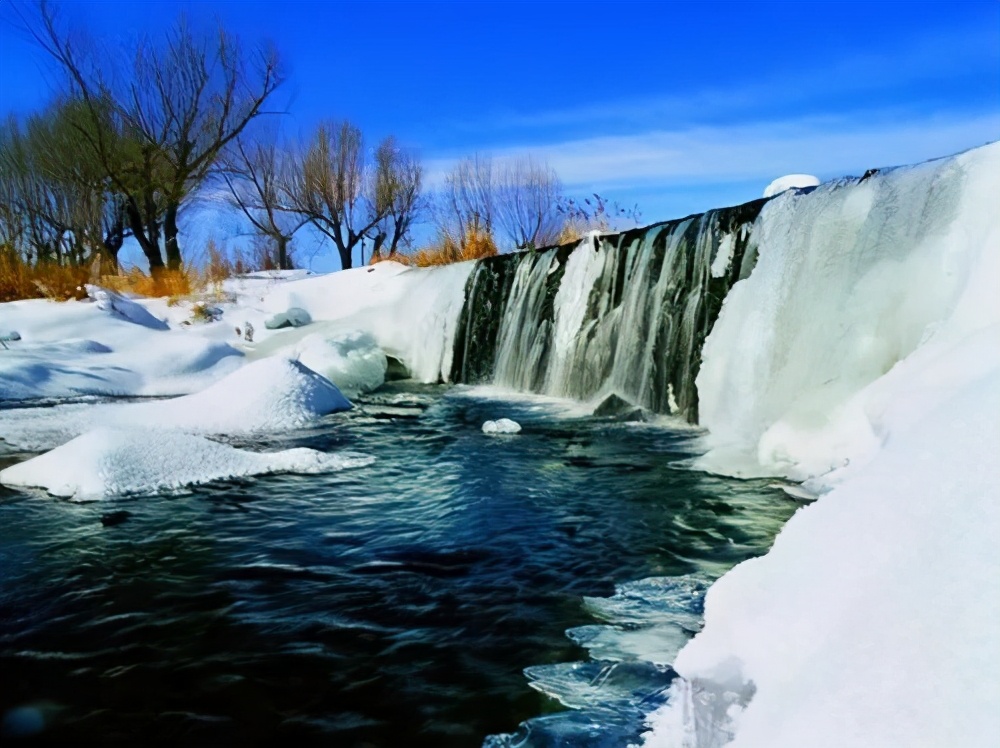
85;285;169;330
0;427;374;500
762;174;820;198
265;307;312;329
482;418;522;435
294;330;387;397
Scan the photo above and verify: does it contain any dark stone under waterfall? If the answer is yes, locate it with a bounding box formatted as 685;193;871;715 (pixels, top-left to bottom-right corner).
448;197;769;422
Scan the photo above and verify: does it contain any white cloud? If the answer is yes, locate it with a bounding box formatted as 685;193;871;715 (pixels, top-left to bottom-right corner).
424;112;1000;191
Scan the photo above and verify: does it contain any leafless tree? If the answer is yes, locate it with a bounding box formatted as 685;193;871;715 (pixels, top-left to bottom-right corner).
24;1;282;276
369;137;422;260
437;154;564;250
220;128;305;269
493;156;563;249
0;101;127;267
438;153;495;244
289;121;422;270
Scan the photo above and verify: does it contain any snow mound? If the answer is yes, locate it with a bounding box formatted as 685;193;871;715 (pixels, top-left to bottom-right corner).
294;330;387;397
85;285;169;330
643;366;1000;748
166;356;351;433
482;418;521;435
0;427;374;500
0;357;351;451
762;174;819;198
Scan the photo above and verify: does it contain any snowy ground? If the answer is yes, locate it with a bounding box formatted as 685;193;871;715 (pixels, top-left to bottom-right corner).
0;262;470;498
1;144;997;746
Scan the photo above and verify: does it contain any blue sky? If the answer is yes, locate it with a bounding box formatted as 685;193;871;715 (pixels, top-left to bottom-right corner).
2;0;999;270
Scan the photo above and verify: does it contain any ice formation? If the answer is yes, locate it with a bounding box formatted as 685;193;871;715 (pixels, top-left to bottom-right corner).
761;174;820;197
481;418;522;435
293;330;387;397
643;142;1000;747
0;427;374;500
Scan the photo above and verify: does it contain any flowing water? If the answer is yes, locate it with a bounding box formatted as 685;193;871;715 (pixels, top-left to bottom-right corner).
0;383;797;746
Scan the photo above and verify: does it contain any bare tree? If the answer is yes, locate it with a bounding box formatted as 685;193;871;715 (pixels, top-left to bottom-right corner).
493;156;562;249
289;121;422;270
0;101;126;267
220;128;305;269
24;1;282;276
437;154;563;251
438;153;495;244
369;137;422;260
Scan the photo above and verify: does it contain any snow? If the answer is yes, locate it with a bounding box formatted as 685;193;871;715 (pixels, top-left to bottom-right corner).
222;260;473;383
0;298;243;401
0;427;374;500
0;357;351;451
762;173;819;197
644;364;1000;748
643;142;1000;747
293;330;387;397
85;284;169;330
482;418;522;434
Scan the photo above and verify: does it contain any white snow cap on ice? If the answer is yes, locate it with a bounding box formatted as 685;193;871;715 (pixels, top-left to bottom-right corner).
762;174;820;198
0;427;373;500
482;418;522;435
0;356;352;451
294;330;387;397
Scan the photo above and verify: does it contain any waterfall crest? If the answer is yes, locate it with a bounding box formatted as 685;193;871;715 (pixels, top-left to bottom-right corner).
449;199;768;421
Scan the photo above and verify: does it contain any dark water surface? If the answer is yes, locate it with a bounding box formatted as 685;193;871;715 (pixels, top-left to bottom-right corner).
0;384;796;746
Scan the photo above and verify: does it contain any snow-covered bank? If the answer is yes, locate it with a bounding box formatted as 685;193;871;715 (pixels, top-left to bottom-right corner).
0;428;373;501
644;364;1000;748
0;357;350;451
0;296;243;400
644;142;1000;746
233;260;473;383
0;260;473;404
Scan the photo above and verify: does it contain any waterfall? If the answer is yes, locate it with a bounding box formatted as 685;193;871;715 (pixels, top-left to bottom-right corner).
449;199;768;421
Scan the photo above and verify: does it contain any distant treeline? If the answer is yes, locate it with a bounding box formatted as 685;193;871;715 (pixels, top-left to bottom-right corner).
0;1;639;281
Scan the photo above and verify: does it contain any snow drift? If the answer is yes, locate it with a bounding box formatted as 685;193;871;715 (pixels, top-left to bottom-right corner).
0;427;374;500
0;357;351;451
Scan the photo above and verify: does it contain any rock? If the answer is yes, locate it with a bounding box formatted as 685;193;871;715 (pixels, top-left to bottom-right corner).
100;510;132;527
264;307;312;330
482;418;521;435
384;355;411;382
593;393;648;422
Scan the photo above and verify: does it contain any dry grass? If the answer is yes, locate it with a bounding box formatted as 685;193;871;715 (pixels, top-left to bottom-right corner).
380;226;498;268
0;253;90;303
99;267;196;298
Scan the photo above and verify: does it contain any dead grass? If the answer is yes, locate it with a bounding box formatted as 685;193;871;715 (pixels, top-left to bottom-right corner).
0;253;90;303
380;226;498;268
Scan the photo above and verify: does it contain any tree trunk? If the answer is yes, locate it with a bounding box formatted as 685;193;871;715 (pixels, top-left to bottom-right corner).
337;243;352;270
125;198;164;276
164;203;182;271
277;235;291;270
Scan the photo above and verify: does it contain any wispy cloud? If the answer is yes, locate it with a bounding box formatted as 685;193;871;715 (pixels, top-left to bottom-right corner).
424;111;1000;193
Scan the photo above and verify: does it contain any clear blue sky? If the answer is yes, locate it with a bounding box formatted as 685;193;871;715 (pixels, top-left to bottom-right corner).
2;0;998;270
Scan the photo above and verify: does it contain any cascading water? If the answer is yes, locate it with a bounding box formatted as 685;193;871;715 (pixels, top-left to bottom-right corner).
449;200;768;421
